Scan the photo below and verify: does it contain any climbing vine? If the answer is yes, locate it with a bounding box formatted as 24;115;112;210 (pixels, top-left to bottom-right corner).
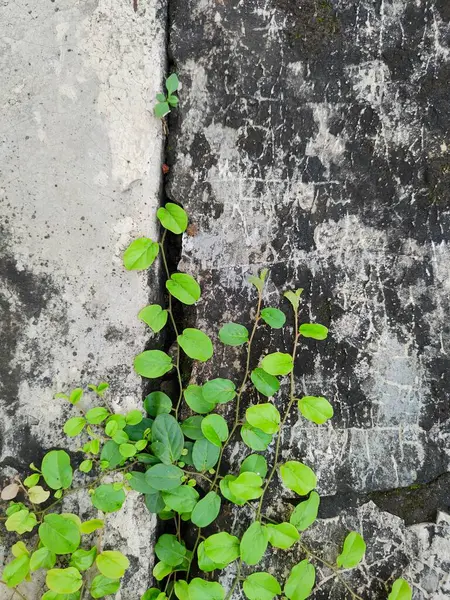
1;204;413;600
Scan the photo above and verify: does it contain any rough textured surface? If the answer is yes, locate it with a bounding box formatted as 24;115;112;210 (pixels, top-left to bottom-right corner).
0;0;165;596
168;0;450;596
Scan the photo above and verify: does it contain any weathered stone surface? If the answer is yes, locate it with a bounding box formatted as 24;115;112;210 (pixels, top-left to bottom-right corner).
0;0;165;596
168;0;450;596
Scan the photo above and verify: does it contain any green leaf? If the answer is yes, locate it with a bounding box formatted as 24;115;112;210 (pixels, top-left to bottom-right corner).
202;378;236;404
181;416;205;440
100;440;124;469
178;328;213;361
157;203;188;234
284;560;315;600
69;388;83;405
46;567;83;594
299;323;328;340
166;73;179;95
191;491;221;527
145;391;172;416
96;551;129;578
260;352;293;376
188;578;225;600
168;95;179;107
162;485;199;513
151;413;184;464
119;443;136;458
201;414;229;446
123;237;159;270
70;547;97;571
388;579;413;600
142;588;167;600
283;289;304;311
155;102;170;118
156;93;166;102
246;403;280;434
23;473;40;487
247;274;264;292
240;521;268;565
261;307;286;329
174;580;190;600
290;491;320;531
80;519;104;534
125;417;153;441
240;454;268;478
126;409;143;425
204;532;240;565
30;547;56;571
41;450;73;490
166;273;201;305
228;472;263;501
243;572;281;600
41;592;81;600
280;461;317;496
91;484;126;513
90;575;121;598
5;509;37;534
219;475;246;506
218;323;249;346
155;534;186;567
185;384;215;414
192;438;220;471
85;407;109;425
134;350;173;379
11;541;29;558
1;555;30;587
250;368;280;397
266;522;299;549
145;464;184;490
241;423;272;451
138;304;168;332
63;417;86;437
298;396;333;424
197;541;227;572
145;491;166;514
39;514;81;555
153;560;173;580
27;485;50;504
336;531;366;568
128;472;157;494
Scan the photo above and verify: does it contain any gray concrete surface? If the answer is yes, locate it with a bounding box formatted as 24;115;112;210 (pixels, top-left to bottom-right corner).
0;0;166;596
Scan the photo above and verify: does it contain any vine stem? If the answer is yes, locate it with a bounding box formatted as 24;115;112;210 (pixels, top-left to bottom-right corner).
159;230;184;418
225;559;242;600
256;306;300;520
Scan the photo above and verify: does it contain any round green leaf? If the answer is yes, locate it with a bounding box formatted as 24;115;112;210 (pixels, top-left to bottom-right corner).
119;443;136;458
70;547;97;571
298;396;333;424
243;572;281;600
91;484;126;513
144;391;172;416
246;403;280;434
96;551;129;579
155;102;170;118
2;555;30;587
219;475;246;506
126;409;143;425
151;413;184;464
41;450;73;490
155;534;186;567
142;588;167;600
134;350;173;379
250;368;280;397
260;352;293;376
162;485;199;513
100;441;124;469
184;384;216;414
41;592;82;600
191;491;221;527
144;491;166;514
218;323;249;346
299;323;328;340
202;378;236;404
139;304;168;333
388;579;412;600
63;417;86;437
157;203;188;234
166;273;201;305
241;423;272;451
261;307;286;329
153;560;173;580
86;407;109;425
201;414;229;447
240;521;268;565
80;519;104;534
197;541;227;572
39;514;81;555
280;461;317;496
284;560;315;600
240;454;268;478
336;531;366;568
30;547;56;571
228;472;263;501
192;438;220;471
90;575;121;599
46;567;82;594
204;532;240;565
181;415;204;440
28;485;50;504
178;328;213;361
5;509;37;534
188;578;225;600
145;464;184;491
266;522;299;549
290;491;320;532
123;237;159;271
